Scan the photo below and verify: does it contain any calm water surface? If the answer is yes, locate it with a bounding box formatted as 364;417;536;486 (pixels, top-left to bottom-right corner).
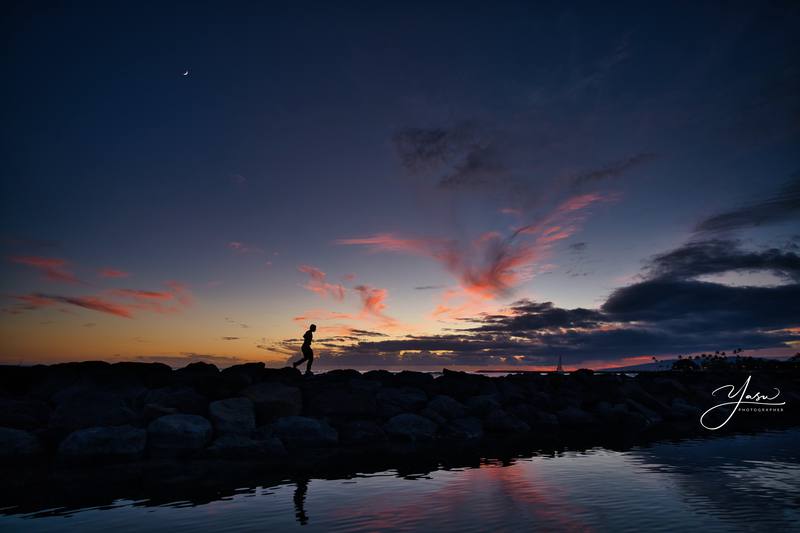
3;428;799;532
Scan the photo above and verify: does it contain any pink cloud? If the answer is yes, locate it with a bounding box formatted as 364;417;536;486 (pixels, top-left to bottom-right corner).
10;255;81;284
33;294;134;318
337;192;615;300
353;284;397;326
99;268;130;278
297;265;346;300
112;289;174;300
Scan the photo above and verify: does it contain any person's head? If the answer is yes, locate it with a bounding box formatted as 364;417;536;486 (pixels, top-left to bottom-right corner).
309;324;316;332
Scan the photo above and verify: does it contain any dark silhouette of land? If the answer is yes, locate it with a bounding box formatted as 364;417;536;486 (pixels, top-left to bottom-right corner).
0;360;798;518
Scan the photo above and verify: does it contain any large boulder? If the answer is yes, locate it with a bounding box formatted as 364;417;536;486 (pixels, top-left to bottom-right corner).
0;427;43;458
109;362;172;388
147;414;212;455
208;397;255;434
426;395;465;420
144;386;208;416
173;362;220;394
383;413;437;443
307;386;378;417
58;425;146;460
243;382;302;423
0;398;50;430
484;409;531;433
377;387;428;417
50;391;138;431
437;369;497;399
218;363;265;394
465;395;501;418
556;406;598;429
271;416;338;448
206;434;286;458
393;371;434;390
339;420;387;445
442;417;484;440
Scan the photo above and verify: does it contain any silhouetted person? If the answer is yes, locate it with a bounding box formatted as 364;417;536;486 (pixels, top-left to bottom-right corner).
293;477;309;525
292;324;316;374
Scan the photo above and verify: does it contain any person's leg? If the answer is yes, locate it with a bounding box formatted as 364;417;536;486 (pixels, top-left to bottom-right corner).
305;350;314;373
292;354;306;368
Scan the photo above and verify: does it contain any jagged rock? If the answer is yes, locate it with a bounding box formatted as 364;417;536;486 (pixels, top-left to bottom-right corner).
339;420;387;445
465;395;501;418
147;414;212;455
442;416;484;440
243;382;302;423
206;434;286;458
58;425;146;460
50;391;138;431
209;397;256;434
271;416;338;448
377;387;428;417
426;395;466;420
383;413;437;442
0;427;43;457
144;386;208;416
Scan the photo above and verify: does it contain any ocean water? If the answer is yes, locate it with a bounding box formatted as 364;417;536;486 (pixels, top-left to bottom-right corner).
2;428;798;532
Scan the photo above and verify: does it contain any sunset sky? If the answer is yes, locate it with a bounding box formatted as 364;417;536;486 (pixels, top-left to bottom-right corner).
2;2;798;370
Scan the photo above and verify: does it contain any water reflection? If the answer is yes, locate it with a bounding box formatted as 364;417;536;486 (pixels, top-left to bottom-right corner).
293;477;309;525
1;429;798;532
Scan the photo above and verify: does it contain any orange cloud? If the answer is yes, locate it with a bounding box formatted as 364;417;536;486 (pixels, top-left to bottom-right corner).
10;255;81;284
292;310;355;322
297;265;346;300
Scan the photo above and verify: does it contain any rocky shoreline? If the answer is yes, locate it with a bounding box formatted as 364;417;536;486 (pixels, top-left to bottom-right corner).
1;362;798;466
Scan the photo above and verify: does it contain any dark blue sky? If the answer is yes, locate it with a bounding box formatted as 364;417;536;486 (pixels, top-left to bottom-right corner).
2;1;798;368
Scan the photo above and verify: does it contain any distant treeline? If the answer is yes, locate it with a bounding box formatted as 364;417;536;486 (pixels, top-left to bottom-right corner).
670;350;800;371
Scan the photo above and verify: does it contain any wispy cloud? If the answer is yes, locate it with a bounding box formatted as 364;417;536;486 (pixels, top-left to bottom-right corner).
228;241;264;254
353;284;395;325
297;264;346;300
6;281;194;318
695;174;800;233
98;268;130;278
337;192;613;300
33;294;134;318
9;255;81;284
